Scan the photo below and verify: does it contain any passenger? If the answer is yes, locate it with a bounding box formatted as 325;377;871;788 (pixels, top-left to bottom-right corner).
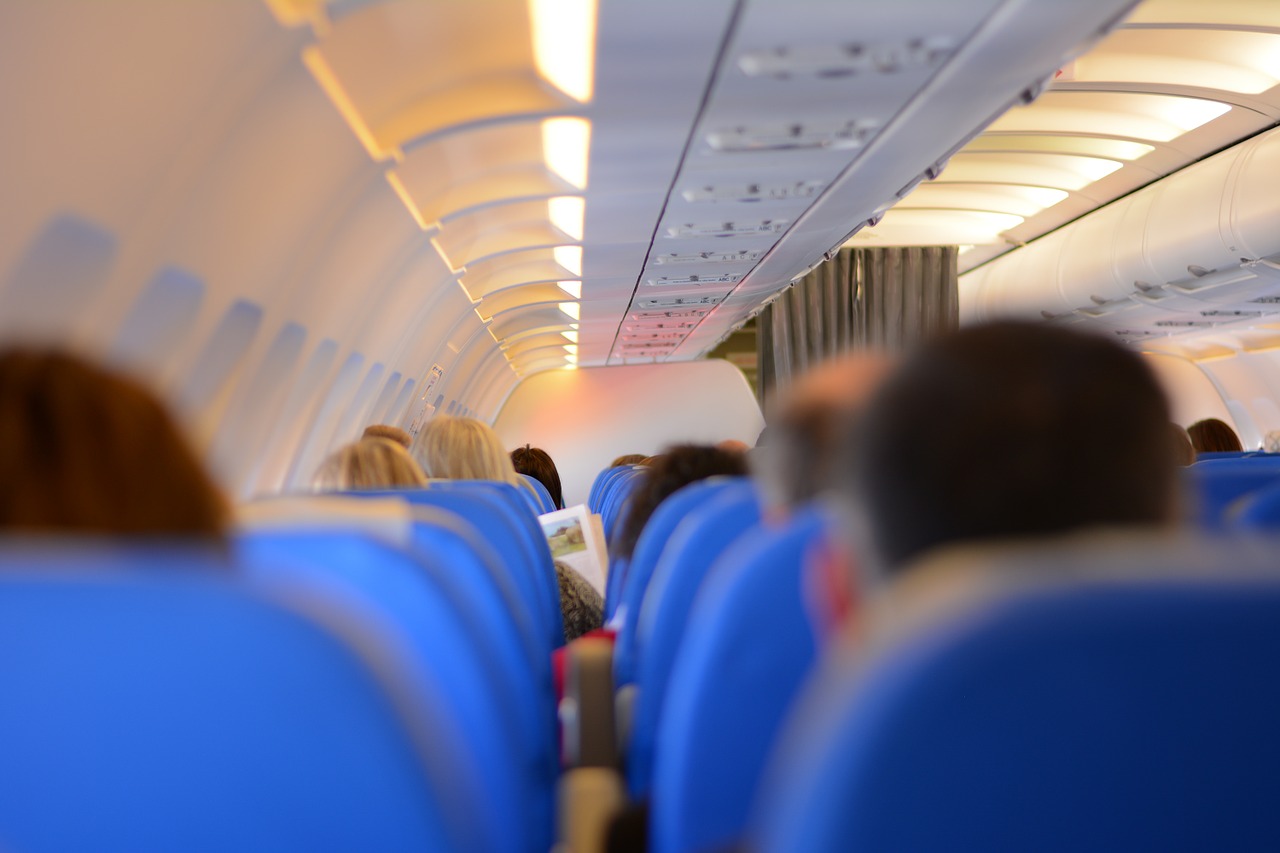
1170;423;1195;466
410;415;523;485
555;560;604;641
313;437;428;490
361;423;412;448
754;352;895;510
610;453;647;467
716;439;750;455
612;444;749;563
1187;417;1243;454
511;445;565;509
1266;429;1280;454
0;348;230;536
842;321;1178;576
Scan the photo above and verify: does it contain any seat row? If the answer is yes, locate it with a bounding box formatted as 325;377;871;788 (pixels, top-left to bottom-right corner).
0;479;562;853
564;461;1280;852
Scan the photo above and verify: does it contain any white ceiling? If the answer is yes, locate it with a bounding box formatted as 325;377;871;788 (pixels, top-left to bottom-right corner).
268;0;1148;375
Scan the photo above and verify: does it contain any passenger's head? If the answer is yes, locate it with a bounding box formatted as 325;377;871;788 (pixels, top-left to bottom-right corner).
313;438;427;491
361;423;412;448
410;416;520;484
1170;423;1195;467
843;321;1177;575
1187;417;1243;454
0;348;230;536
610;453;646;468
511;445;564;509
555;561;603;641
613;443;749;561
756;352;895;509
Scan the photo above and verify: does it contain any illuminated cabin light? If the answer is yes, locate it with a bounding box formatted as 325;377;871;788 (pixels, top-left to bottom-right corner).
563;344;578;354
530;0;598;102
562;330;579;343
1072;31;1280;95
990;93;1231;143
558;281;583;299
549;197;586;241
554;245;583;276
966;135;1155;162
565;353;579;364
543;118;591;189
559;301;581;321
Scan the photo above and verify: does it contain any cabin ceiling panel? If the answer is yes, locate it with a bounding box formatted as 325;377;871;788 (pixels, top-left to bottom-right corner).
876;0;1280;275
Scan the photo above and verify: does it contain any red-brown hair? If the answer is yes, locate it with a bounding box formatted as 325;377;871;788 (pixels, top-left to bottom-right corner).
0;349;230;536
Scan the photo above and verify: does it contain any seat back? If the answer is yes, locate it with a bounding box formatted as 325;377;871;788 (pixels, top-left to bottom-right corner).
612;476;750;676
1234;480;1280;530
0;546;478;852
239;524;555;853
1184;457;1280;529
753;552;1280;852
520;473;557;513
651;507;829;853
352;483;565;649
601;467;646;543
589;465;633;513
625;480;762;798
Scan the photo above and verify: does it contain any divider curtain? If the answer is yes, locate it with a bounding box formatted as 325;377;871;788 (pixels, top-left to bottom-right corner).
757;246;957;412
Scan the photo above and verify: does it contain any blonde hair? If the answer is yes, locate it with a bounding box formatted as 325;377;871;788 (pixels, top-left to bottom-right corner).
410;416;520;484
313;438;428;491
361;423;412;448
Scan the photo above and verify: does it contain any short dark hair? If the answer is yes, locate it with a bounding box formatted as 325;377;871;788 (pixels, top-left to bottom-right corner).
1187;418;1242;454
612;444;748;562
511;445;564;509
844;322;1176;573
0;348;230;536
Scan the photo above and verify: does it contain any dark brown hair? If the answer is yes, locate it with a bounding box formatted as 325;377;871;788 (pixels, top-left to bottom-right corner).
846;322;1176;573
510;444;564;509
1187;418;1243;454
612;444;748;562
0;349;230;536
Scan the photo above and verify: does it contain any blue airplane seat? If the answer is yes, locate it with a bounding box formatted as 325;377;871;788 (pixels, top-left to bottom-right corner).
612;476;750;685
601;466;646;545
0;551;482;852
650;507;830;853
1230;479;1280;530
238;525;555;853
520;473;557;513
625;480;763;799
353;484;565;649
1184;456;1280;529
589;464;634;513
603;469;649;621
752;578;1280;853
1194;450;1256;460
427;479;565;647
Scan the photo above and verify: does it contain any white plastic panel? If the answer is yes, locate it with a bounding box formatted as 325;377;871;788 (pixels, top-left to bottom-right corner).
493;359;764;505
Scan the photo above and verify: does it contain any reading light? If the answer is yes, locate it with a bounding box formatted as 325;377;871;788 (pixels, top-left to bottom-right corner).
557;281;582;299
562;331;579;343
554;245;583;276
559;301;581;321
530;0;598;102
543;118;591;189
549;197;585;241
